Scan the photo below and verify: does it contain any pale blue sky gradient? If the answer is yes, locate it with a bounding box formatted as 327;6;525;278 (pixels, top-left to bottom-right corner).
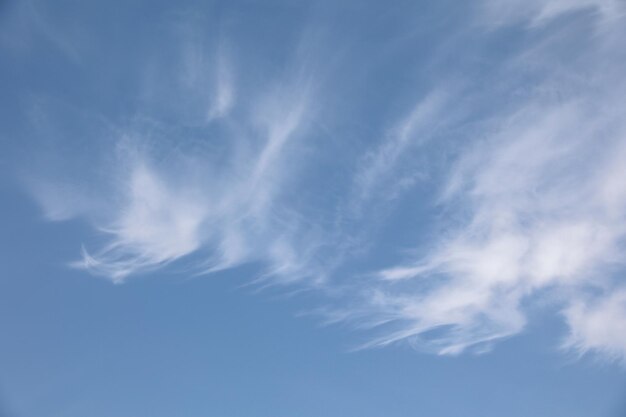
2;0;626;416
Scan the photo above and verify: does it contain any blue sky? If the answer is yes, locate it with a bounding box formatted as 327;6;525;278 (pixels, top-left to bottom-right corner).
2;0;626;416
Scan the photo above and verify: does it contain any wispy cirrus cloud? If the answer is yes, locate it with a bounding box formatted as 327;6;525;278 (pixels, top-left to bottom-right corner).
36;96;316;283
11;0;626;363
360;3;626;359
22;13;322;283
372;98;626;356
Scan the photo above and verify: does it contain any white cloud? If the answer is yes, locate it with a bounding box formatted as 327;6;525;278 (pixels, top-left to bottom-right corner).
564;290;626;363
370;94;626;351
349;1;626;359
72;163;208;282
19;0;626;364
28;28;319;283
